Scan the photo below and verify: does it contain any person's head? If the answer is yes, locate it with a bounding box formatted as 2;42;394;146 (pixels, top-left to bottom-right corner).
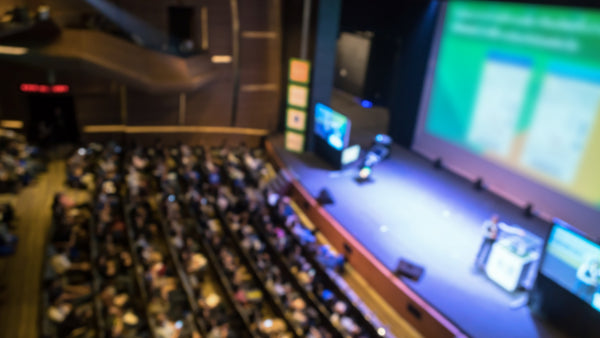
490;214;500;224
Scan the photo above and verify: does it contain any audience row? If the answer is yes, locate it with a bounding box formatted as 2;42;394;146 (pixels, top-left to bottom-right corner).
0;129;44;193
43;141;389;338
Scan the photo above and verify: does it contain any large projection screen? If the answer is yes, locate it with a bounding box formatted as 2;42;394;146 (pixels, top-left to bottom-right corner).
414;1;600;236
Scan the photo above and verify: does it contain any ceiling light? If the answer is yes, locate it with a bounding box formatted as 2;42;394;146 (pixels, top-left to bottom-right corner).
0;45;28;55
211;55;232;64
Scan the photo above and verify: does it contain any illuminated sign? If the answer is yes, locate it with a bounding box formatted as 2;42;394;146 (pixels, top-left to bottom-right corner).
289;58;311;84
285;58;311;153
287;84;309;109
20;83;70;94
286;108;307;132
285;130;305;153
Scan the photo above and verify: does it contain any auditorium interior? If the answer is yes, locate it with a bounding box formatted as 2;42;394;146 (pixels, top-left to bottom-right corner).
1;0;600;337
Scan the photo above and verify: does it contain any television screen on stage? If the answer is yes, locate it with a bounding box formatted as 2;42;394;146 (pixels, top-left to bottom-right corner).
314;103;351;150
414;1;600;233
540;219;600;312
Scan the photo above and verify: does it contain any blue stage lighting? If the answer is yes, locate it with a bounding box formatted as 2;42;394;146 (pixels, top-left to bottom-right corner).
361;100;373;108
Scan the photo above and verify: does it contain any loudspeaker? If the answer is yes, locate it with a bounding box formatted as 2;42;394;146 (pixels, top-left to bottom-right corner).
334;31;397;105
316;188;334;205
524;203;536;218
395;258;424;282
335;32;371;98
474;178;485;191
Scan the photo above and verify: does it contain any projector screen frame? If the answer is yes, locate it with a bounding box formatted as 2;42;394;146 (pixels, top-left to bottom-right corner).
412;1;600;237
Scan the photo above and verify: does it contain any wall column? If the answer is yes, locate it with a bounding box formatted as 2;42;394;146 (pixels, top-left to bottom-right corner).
306;0;342;151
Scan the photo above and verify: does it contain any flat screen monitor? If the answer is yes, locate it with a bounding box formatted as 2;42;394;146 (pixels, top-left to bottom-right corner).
540;219;600;312
314;103;351;150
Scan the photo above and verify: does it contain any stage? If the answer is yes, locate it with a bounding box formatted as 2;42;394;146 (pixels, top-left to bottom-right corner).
269;134;567;338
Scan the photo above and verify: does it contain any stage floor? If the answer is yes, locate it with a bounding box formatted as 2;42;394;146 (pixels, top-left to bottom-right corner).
271;134;566;338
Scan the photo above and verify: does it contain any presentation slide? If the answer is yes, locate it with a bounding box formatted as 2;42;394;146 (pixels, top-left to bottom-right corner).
421;1;600;210
542;223;600;310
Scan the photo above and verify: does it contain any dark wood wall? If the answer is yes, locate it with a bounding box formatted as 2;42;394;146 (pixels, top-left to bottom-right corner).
0;0;282;136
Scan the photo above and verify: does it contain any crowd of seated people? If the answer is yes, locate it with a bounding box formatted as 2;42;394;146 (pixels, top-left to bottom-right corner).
163;192;250;337
183;145;339;337
43;141;391;338
151;145;245;336
216;147;371;337
148;144;292;337
126;147;201;338
257;197;367;337
233;148;385;337
0;129;44;193
43;193;97;337
67;143;120;190
0;203;17;255
92;144;150;338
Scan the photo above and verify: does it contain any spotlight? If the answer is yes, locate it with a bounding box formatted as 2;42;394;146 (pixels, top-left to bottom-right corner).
355;165;373;183
360;134;392;168
359;167;371;180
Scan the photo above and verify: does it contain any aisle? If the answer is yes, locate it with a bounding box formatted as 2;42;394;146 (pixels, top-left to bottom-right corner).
0;160;85;338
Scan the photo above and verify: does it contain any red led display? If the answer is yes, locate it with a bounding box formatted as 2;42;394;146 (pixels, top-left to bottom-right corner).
20;83;70;94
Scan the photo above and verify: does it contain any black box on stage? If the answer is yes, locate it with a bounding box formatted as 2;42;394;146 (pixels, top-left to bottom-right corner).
395;258;425;282
314;136;360;170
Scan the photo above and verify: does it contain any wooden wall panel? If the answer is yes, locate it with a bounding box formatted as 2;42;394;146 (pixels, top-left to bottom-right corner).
235;0;282;131
74;94;120;125
113;0;168;32
0;0;282;134
126;90;179;125
238;0;270;31
205;0;232;54
82;132;263;148
185;70;233;127
240;38;279;85
236;91;279;130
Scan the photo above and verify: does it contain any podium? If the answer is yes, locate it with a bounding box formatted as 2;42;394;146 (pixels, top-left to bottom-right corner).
485;236;540;292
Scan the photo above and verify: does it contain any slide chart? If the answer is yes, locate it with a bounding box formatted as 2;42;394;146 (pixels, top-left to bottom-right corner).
521;66;600;183
467;54;532;156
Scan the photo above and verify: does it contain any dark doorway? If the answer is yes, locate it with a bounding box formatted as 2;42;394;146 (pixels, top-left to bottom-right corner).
27;95;79;146
168;6;194;41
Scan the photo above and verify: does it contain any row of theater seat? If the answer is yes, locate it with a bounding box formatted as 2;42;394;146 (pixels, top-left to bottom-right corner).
0;128;44;193
0;129;44;256
157;144;333;337
43;141;388;338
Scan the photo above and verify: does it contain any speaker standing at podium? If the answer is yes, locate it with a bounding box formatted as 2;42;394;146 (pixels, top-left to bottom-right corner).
475;214;499;270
